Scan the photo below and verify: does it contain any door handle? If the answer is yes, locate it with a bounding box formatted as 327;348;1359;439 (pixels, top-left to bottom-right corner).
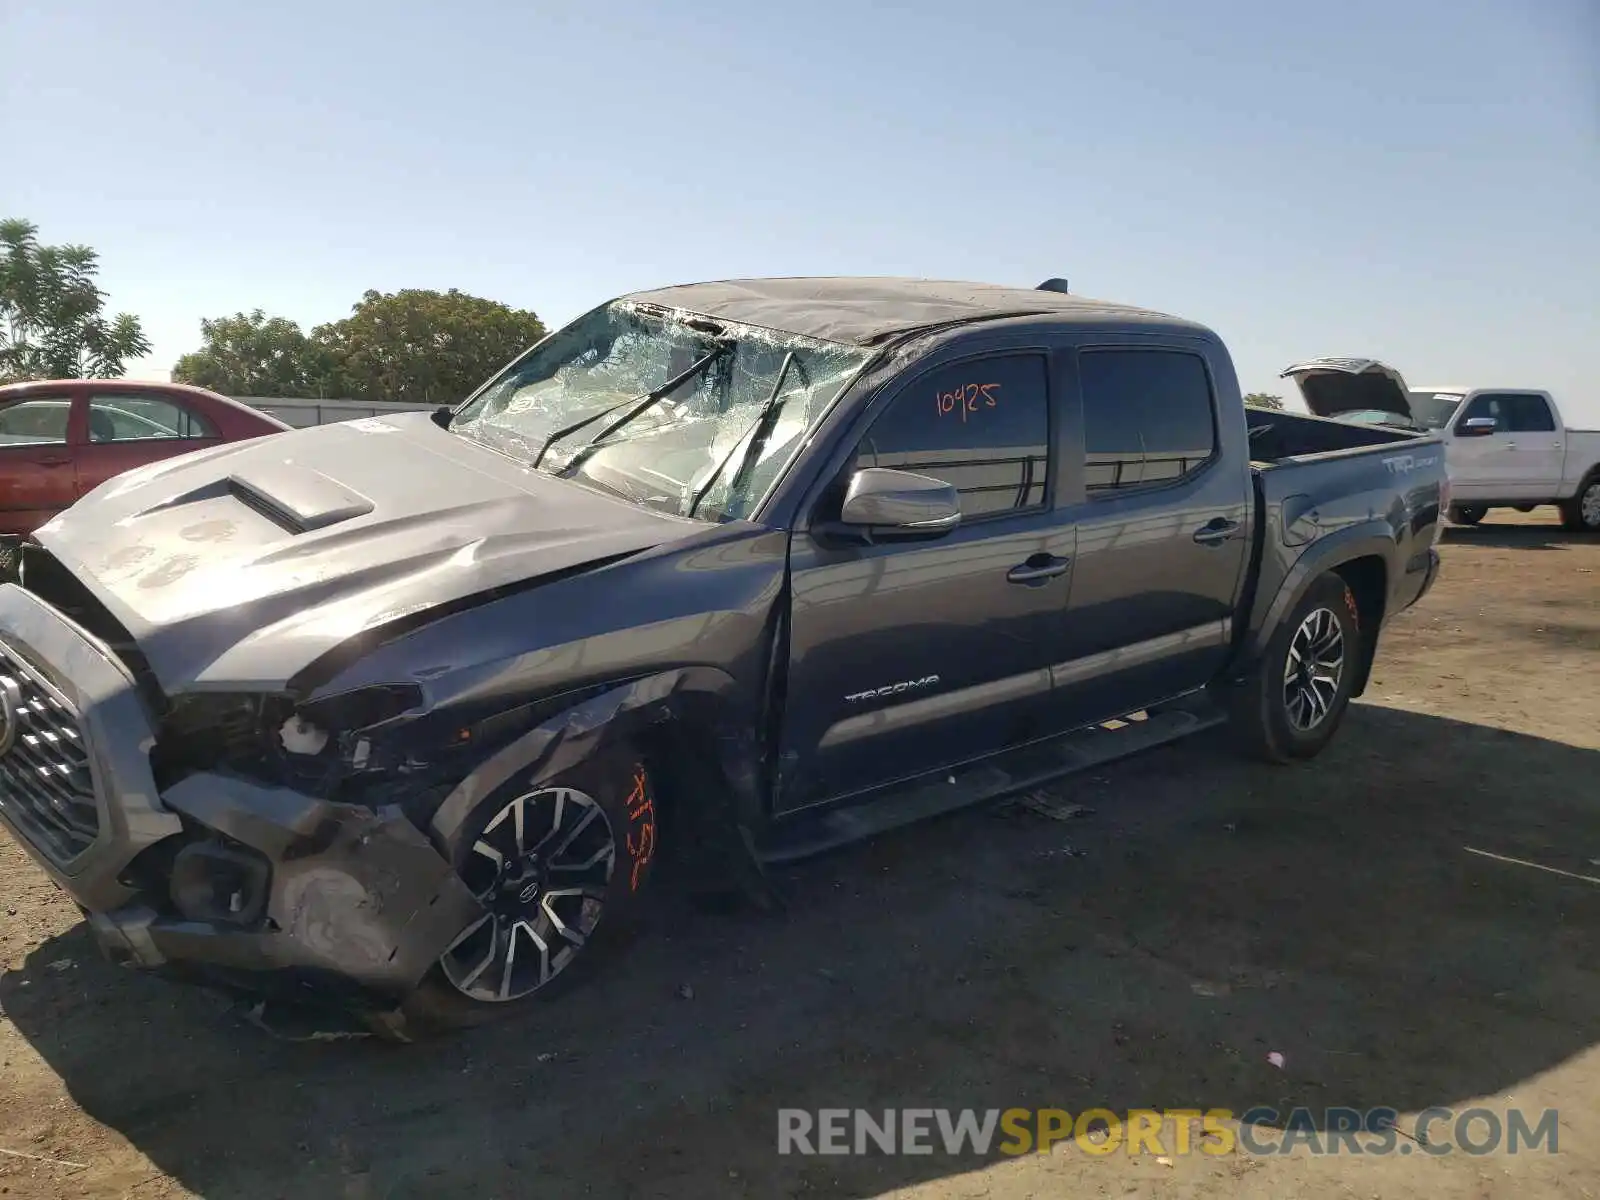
37;456;71;467
1006;554;1071;585
1193;518;1242;546
1504;441;1518;450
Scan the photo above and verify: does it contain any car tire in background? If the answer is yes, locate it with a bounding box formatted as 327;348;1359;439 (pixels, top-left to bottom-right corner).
1227;572;1363;764
392;751;660;1038
1558;475;1600;533
1448;505;1487;526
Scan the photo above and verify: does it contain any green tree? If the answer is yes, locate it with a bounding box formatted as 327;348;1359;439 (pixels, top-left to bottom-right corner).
313;288;546;405
0;218;151;382
1244;392;1285;410
172;309;333;397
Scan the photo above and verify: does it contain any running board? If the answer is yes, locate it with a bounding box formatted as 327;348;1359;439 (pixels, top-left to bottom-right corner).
759;694;1225;865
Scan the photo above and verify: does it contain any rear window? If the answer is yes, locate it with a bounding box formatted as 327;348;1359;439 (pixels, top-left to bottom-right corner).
88;394;216;442
1079;350;1217;493
1496;394;1555;432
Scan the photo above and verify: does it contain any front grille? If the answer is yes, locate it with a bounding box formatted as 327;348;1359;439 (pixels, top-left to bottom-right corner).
0;641;98;863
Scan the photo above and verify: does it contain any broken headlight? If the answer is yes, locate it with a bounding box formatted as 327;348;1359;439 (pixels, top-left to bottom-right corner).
273;684;431;795
152;685;429;800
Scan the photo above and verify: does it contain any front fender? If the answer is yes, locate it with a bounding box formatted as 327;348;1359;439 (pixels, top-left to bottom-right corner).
428;665;762;851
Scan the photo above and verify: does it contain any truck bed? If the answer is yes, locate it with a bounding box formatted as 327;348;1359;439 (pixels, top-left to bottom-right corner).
1244;405;1416;467
1240;406;1444;665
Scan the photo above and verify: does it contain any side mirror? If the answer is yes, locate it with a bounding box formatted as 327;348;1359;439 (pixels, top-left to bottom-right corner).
1457;416;1498;437
837;467;961;541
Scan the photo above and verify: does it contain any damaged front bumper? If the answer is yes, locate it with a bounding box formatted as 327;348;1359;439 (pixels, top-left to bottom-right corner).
0;584;482;1008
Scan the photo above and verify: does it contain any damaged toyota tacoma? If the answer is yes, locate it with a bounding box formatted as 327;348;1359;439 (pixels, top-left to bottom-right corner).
0;278;1445;1035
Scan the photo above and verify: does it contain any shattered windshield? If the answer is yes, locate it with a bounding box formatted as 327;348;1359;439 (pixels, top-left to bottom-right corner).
450;302;869;521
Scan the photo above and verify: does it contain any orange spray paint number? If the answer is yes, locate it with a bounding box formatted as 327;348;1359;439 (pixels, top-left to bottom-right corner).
624;764;655;892
935;382;1001;423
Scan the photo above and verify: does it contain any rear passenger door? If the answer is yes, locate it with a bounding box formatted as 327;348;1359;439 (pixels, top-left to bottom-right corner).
74;391;221;498
1496;393;1565;497
779;347;1072;811
1050;345;1250;724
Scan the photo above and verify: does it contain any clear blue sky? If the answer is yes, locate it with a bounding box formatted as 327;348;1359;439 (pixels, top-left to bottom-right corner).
5;0;1597;418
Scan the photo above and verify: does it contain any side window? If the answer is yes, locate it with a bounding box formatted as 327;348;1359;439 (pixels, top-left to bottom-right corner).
1460;393;1507;428
88;394;216;443
1503;394;1556;433
1079;350;1217;493
850;353;1050;517
0;400;71;446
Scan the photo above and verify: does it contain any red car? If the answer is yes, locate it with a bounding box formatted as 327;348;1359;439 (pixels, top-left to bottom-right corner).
0;379;289;538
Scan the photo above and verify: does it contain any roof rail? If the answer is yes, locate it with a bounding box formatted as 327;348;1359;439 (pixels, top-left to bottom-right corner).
1036;278;1070;294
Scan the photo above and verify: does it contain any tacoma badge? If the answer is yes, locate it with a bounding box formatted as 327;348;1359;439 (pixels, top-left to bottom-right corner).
843;675;941;703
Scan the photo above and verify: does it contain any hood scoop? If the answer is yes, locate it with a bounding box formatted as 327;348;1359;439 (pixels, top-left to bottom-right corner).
132;464;376;535
227;466;374;533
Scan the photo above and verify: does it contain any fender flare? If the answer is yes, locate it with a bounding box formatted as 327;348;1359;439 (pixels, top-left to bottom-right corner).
428;665;766;860
1242;520;1397;671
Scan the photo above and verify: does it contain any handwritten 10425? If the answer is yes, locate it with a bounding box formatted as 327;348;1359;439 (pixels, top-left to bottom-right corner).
937;383;1001;422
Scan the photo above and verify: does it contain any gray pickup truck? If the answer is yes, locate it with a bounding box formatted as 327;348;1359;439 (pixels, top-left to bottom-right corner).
0;278;1444;1035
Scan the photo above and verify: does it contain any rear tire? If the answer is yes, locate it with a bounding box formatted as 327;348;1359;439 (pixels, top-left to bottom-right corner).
395;751;660;1037
1449;505;1487;526
1559;476;1600;533
1228;573;1363;764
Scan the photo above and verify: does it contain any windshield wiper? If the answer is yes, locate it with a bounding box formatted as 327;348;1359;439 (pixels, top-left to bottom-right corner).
529;398;635;472
687;351;810;519
551;342;730;479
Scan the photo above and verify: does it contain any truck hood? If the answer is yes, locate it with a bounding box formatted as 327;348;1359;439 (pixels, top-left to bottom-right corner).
1280;358;1415;424
32;412;703;694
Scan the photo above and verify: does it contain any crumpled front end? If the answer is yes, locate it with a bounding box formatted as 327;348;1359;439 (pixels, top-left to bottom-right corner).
0;582;484;1009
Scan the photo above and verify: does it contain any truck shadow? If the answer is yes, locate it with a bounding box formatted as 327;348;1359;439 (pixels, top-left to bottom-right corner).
3;703;1597;1198
1441;523;1588;550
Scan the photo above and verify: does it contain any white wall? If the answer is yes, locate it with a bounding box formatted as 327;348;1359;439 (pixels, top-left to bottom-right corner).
229;397;437;428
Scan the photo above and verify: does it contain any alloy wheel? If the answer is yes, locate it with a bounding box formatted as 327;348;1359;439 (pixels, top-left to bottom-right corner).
1282;607;1345;732
440;787;616;1003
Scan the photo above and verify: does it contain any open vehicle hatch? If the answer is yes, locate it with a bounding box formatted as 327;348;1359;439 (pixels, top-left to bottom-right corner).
1281;358;1415;425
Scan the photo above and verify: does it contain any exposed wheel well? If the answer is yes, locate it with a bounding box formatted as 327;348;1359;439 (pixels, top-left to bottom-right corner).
634;712;757;888
1333;555;1387;697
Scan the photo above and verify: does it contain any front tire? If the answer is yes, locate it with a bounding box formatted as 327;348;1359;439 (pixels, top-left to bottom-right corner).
397;752;660;1035
1228;573;1362;763
1449;504;1487;526
1559;476;1600;533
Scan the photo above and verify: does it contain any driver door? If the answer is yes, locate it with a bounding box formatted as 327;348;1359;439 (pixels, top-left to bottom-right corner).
777;348;1074;812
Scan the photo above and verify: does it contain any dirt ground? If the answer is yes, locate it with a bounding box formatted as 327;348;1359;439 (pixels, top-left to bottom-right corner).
1;509;1596;1199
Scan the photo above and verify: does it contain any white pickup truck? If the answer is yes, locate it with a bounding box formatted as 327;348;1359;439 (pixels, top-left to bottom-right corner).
1282;359;1600;532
